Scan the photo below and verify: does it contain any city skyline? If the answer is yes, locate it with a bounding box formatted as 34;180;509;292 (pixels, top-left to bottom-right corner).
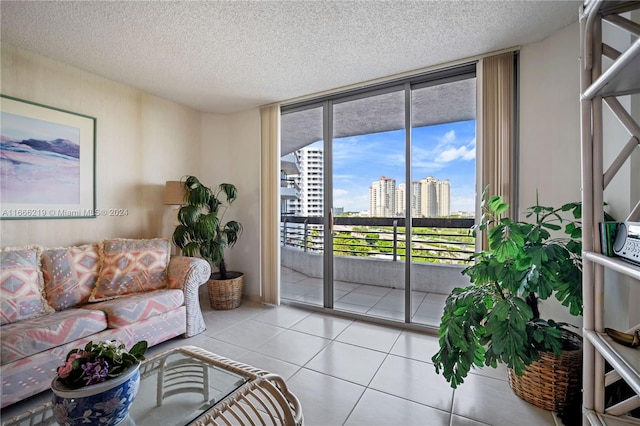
369;175;451;218
286;119;476;216
333;120;475;213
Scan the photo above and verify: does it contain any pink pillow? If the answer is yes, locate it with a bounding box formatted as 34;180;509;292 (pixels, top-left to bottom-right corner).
89;238;170;302
1;247;54;325
41;245;100;310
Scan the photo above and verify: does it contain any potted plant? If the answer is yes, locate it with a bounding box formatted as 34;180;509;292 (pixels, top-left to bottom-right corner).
172;175;244;310
432;189;585;412
51;340;147;425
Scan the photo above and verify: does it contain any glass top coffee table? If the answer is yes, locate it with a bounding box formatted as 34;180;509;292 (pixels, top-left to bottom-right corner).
3;346;303;426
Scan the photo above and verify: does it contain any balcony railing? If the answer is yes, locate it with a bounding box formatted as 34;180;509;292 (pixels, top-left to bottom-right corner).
281;216;476;265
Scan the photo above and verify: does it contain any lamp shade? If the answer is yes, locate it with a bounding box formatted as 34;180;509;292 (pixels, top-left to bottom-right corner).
163;181;186;205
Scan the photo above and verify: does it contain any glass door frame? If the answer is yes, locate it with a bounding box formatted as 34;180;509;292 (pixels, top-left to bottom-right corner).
323;84;411;314
281;62;477;324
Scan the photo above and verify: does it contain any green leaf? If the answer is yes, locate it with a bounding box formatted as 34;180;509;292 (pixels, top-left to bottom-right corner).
431;284;495;388
219;183;238;204
434;190;584;388
129;341;148;360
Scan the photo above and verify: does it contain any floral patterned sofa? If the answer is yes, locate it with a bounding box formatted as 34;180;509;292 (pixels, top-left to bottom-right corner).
0;238;211;408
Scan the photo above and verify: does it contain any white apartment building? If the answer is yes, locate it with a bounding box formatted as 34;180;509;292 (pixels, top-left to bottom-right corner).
396;183;406;217
420;176;438;217
419;176;450;217
411;181;422;218
369;176;450;218
369;176;396;217
435;178;451;217
294;146;324;217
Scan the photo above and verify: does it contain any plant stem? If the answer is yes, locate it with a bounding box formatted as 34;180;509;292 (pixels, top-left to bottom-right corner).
219;259;227;279
526;292;540;319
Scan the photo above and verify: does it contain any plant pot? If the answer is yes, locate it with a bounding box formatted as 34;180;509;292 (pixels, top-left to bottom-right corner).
508;330;582;412
207;271;244;310
51;362;140;425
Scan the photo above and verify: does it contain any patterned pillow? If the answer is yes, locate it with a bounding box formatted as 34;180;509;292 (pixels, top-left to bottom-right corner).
41;245;100;310
89;238;170;302
0;247;54;325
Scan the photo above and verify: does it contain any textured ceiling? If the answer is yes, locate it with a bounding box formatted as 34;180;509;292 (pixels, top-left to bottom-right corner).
1;1;579;114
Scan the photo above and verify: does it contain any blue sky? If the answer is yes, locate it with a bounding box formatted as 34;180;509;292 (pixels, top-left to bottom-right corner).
1;112;80;144
331;120;476;213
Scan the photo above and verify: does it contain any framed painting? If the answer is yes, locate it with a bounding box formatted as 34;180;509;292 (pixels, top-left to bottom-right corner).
0;95;96;219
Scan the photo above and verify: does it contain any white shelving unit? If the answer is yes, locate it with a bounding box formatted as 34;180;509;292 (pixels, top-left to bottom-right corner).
580;1;640;425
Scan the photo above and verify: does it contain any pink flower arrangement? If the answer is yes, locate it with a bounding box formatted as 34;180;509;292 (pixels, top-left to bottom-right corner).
55;340;147;390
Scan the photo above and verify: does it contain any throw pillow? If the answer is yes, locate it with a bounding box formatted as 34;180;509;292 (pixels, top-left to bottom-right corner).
89;238;170;302
41;245;100;310
0;247;54;325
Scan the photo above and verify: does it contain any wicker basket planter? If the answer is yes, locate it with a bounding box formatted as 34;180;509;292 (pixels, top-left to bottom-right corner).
508;330;583;412
207;272;244;310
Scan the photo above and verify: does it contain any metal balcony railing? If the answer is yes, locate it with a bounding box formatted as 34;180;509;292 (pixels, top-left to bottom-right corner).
281;216;476;265
280;178;299;190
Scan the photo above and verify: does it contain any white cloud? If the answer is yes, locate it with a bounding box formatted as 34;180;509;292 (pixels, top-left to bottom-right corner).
462;137;476;160
433;132;476;163
437;146;465;162
439;130;456;144
436;144;475;162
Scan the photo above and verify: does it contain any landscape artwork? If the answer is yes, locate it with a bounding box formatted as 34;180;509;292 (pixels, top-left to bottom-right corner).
0;96;96;220
1;112;81;204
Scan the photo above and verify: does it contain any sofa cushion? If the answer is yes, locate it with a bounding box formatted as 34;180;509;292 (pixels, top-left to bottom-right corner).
1;247;54;325
0;308;108;364
89;238;171;302
41;245;100;310
86;289;184;328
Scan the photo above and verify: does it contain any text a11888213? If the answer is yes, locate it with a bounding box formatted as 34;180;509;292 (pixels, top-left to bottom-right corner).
1;208;129;218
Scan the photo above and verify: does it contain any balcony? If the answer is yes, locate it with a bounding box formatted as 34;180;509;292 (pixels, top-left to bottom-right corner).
280;216;475;326
280;177;299;199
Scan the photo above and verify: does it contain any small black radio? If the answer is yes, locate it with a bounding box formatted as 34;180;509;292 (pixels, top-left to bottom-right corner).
613;222;640;265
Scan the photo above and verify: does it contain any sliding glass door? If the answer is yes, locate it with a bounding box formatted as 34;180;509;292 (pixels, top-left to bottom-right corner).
280;64;476;327
330;89;406;319
280;105;324;307
410;77;477;327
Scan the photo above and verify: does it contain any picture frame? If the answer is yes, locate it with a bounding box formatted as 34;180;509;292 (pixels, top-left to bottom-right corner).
0;95;96;219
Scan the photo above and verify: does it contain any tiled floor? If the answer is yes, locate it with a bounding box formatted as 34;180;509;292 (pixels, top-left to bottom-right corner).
280;266;447;327
2;296;562;425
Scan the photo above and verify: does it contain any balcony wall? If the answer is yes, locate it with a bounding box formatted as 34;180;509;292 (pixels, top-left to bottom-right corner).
282;246;470;295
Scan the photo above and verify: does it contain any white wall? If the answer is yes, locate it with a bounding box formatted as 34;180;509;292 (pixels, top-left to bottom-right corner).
519;22;581;211
1;44;202;248
201;110;262;298
519;22;584;329
519;19;639;331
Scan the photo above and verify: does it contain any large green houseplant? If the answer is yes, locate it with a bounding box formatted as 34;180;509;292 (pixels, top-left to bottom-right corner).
432;189;585;410
172;175;244;309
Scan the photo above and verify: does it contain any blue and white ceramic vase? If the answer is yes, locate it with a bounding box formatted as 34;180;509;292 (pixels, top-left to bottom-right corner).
51;363;140;426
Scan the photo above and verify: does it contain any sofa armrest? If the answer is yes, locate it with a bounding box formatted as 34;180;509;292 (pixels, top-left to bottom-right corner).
167;256;211;337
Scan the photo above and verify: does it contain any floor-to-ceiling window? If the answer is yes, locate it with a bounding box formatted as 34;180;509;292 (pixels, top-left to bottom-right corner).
279;63;477;327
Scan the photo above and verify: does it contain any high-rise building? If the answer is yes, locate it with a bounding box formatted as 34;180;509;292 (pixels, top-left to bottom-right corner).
367;176;450;218
411;180;422;218
396;183;406;217
294;147;324;217
280;153;300;217
369;176;396;217
435;179;451;217
417;176;450;217
286;148;451;220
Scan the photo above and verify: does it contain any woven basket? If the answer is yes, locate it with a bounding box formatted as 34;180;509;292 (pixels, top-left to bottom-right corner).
207;272;244;310
508;330;583;412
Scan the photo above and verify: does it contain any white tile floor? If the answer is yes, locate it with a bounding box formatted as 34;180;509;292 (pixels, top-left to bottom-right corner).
2;297;563;426
280;266;449;327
